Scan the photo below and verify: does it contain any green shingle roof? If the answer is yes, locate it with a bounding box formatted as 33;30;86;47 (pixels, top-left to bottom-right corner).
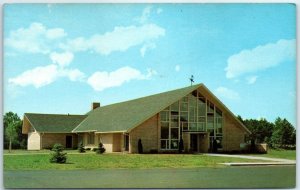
25;113;87;133
73;84;202;133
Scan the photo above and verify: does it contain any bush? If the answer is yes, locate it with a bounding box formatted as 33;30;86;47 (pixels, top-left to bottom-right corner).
78;141;85;153
50;143;67;164
92;148;98;152
178;138;184;153
138;139;143;154
149;149;158;154
85;148;91;151
96;143;105;154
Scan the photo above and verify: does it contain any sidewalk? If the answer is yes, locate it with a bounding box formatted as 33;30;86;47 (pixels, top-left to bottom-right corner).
204;153;296;166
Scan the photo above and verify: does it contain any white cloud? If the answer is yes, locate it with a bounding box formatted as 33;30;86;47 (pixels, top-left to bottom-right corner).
46;28;67;39
175;65;180;72
8;64;59;88
156;8;163;14
87;66;153;91
50;51;74;67
214;87;240;100
9;64;85;88
225;39;296;79
61;24;165;55
59;37;88;52
138;6;152;24
5;22;67;54
60;69;85;81
246;76;258;84
140;42;156;57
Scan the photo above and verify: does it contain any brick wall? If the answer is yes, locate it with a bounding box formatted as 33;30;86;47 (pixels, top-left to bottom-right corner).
98;133;113;152
41;133;78;149
223;114;246;151
129;114;159;153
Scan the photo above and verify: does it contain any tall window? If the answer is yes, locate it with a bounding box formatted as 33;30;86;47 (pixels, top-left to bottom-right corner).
87;133;95;144
159;90;224;150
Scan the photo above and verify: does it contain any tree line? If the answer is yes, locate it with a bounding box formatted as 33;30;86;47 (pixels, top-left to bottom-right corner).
3;111;296;151
237;115;296;149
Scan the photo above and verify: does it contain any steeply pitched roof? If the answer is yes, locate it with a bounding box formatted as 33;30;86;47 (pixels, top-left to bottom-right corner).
73;84;202;133
24;113;87;133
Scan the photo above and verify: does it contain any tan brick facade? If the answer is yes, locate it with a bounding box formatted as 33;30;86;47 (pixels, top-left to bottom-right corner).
41;133;78;149
129;114;159;153
222;114;246;151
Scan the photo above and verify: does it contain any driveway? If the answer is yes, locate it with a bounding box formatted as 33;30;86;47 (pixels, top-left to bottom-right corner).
204;153;296;166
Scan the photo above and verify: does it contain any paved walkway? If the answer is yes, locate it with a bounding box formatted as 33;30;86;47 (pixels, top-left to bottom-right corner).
204;153;296;166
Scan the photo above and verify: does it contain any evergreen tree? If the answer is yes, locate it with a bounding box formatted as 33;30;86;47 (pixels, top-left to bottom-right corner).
78;141;85;153
50;144;67;163
96;142;106;154
271;117;295;148
138;139;143;154
239;116;274;145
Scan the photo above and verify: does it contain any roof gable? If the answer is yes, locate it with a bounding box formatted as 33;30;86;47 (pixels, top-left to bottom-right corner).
73;84;201;133
24;113;87;133
198;85;251;134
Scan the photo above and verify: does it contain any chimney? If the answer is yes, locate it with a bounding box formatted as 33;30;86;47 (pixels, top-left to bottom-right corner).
91;102;100;110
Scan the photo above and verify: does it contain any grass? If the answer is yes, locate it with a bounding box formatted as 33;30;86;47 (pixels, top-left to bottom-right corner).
4;153;267;170
248;149;296;160
3;149;296;188
3;149;81;154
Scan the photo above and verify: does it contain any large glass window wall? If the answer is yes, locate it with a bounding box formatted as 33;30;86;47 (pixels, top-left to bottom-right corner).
159;90;223;150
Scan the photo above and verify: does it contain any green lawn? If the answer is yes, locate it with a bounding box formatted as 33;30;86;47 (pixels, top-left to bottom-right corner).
248;149;296;160
3;149;82;154
263;149;296;160
4;153;267;170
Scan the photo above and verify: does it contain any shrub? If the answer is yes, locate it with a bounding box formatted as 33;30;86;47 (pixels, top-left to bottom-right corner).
149;149;158;154
138;139;143;154
85;148;91;151
78;141;85;153
50;143;67;164
178;138;184;153
96;143;105;154
92;148;98;152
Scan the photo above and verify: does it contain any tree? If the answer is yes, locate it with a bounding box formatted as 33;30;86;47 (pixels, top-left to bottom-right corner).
271;117;295;148
236;115;244;124
239;116;274;145
3;112;26;149
50;144;67;163
5;122;18;153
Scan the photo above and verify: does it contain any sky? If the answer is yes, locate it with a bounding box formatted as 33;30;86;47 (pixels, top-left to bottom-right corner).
3;4;296;126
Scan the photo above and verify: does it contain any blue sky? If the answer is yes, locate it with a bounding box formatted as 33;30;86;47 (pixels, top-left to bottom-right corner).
4;4;296;126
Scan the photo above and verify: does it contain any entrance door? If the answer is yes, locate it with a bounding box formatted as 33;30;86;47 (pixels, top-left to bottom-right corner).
190;134;198;152
66;135;73;149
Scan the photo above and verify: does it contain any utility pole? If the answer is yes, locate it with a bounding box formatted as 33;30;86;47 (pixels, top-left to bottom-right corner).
189;75;194;86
